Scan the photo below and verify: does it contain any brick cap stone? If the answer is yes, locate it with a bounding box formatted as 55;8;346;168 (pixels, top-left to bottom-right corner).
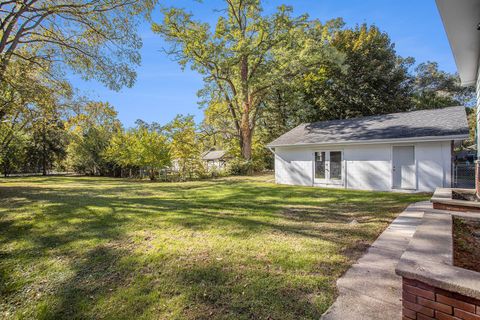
395;210;480;300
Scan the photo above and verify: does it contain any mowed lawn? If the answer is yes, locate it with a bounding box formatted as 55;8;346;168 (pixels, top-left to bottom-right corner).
0;175;429;320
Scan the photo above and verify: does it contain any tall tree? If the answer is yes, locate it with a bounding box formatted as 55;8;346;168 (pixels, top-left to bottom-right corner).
105;124;171;180
153;1;342;160
0;54;72;147
66;101;121;175
0;0;157;91
104;129;135;176
26;112;68;175
0;129;27;177
301;23;412;121
133;126;171;180
410;61;475;109
166;114;202;180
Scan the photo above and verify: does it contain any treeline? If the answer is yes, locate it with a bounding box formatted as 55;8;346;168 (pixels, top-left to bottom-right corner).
0;1;476;179
1;102;221;180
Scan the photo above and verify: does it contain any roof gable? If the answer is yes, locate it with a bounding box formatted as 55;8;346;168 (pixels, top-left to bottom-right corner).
202;150;227;160
268;106;469;147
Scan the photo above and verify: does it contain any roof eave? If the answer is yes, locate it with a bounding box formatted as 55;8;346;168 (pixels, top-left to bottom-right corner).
436;0;480;87
267;134;469;148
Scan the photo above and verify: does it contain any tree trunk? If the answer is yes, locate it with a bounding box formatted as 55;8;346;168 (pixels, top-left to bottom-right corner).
42;127;47;176
240;113;253;161
241;129;252;160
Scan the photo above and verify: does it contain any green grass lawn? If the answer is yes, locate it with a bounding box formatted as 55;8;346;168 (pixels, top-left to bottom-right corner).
0;175;429;320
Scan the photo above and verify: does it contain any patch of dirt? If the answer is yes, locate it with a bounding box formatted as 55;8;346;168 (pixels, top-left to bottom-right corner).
453;216;480;272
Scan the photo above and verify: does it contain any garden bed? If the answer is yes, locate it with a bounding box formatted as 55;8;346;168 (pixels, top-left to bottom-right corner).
453;215;480;272
452;190;479;202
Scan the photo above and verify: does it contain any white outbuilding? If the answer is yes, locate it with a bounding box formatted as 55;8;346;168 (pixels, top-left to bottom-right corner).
202;149;229;171
267;106;469;192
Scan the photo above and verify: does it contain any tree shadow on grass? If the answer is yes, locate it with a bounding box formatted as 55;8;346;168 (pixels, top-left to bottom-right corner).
0;178;429;319
28;242;337;320
0;180;426;262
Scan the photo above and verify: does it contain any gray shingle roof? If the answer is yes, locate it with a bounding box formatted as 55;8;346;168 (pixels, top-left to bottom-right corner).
267;106;469;147
202;150;227;160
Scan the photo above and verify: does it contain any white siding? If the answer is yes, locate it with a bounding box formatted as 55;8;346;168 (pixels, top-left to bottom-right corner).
416;141;451;192
344;145;392;191
274;141;452;192
274;147;313;186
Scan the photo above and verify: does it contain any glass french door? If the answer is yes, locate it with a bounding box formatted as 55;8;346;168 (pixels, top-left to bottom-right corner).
314;150;343;185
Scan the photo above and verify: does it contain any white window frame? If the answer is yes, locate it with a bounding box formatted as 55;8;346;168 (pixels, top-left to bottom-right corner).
314;150;344;185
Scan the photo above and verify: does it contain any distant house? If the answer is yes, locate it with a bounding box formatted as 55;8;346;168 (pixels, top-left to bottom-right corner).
267;107;469;192
202;149;229;171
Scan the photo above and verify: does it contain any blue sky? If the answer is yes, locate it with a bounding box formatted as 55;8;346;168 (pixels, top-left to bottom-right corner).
70;0;456;128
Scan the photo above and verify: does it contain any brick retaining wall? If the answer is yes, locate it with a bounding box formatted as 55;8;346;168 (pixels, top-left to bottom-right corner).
402;278;480;320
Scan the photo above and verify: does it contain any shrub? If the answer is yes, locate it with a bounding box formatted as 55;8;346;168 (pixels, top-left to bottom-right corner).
227;158;262;175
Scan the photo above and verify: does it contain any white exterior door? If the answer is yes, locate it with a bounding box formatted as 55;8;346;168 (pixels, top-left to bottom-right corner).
392;146;416;190
314;150;344;185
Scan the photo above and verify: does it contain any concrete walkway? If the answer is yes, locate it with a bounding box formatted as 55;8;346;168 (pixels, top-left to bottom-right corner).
321;201;432;320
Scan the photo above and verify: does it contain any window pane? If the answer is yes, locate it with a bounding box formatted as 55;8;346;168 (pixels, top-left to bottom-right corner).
330;151;342;180
315;152;325;179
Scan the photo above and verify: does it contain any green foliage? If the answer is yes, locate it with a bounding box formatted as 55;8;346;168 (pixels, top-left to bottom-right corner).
0;55;72;148
465;107;477;148
165;114;203;180
153;0;343;160
257;23;475;161
2;2;474;178
105;123;171;180
0;1;157;177
301;23;412;120
105;130;135;171
200;102;238;155
25;115;68;175
134;127;171;180
0;0;157;91
411;62;475;109
66;102;121;175
227;158;256;175
0;130;27;177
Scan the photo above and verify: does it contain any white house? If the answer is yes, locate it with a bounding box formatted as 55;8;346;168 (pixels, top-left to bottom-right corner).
436;0;480;192
268;107;469;192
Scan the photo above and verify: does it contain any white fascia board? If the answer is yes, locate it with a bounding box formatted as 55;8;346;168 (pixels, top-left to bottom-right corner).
267;134;469;149
436;0;480;87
